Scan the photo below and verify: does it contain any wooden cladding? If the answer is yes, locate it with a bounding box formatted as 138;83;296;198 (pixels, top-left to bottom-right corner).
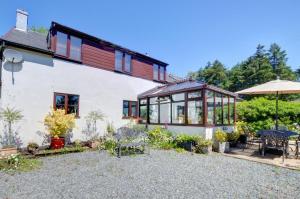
51;26;167;83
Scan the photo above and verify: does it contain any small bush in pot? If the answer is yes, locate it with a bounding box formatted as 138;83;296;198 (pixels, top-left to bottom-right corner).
214;129;229;153
174;134;196;152
227;131;240;147
44;109;76;149
27;142;39;155
194;137;212;154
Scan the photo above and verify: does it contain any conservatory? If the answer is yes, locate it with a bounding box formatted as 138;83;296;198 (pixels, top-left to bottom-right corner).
138;80;238;138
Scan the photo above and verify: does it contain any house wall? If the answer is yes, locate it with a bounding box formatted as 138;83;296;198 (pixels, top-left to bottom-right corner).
0;47;161;147
147;125;235;139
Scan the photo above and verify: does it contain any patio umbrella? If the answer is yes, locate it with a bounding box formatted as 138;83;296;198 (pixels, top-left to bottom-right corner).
236;78;300;130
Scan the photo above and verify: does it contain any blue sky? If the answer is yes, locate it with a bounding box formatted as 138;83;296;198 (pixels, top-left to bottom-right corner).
1;0;300;77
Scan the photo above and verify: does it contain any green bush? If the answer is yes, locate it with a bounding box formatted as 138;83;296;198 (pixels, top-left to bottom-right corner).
147;127;173;149
237;97;300;132
214;129;227;143
226;131;240;142
193;136;212;154
104;139;117;155
174;134;197;145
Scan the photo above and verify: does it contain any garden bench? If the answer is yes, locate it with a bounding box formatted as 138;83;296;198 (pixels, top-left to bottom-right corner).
113;127;149;158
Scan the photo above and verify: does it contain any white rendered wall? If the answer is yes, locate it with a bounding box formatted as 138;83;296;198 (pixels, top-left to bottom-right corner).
147;125;235;140
0;47;161;147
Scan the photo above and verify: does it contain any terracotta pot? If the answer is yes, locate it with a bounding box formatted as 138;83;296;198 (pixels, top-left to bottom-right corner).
50;137;65;149
0;147;17;158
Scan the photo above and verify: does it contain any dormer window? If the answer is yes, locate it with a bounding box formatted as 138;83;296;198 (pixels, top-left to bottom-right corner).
114;50;132;73
153;64;165;81
55;31;82;61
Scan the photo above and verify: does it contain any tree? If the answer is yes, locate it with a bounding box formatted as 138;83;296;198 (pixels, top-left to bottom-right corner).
267;43;296;80
30;26;48;35
191;60;229;89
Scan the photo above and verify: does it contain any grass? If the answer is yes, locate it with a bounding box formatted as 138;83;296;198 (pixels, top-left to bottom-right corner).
0;155;42;172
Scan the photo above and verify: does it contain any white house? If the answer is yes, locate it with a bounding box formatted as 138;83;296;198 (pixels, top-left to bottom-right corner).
0;10;236;147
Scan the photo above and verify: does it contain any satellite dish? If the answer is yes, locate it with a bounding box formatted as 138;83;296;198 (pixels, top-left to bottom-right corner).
3;49;23;63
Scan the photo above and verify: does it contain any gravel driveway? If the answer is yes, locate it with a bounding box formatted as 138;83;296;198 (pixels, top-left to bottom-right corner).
0;150;300;199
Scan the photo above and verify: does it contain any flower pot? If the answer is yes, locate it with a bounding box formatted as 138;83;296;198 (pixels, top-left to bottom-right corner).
200;145;212;154
0;147;17;158
178;141;194;152
50;137;65;149
218;142;230;153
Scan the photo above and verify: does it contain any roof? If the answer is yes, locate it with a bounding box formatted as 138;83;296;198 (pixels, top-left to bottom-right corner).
236;79;300;95
51;22;168;66
166;73;184;83
138;79;237;98
1;28;52;54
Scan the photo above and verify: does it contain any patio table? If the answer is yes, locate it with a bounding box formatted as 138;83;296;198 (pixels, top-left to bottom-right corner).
257;130;299;162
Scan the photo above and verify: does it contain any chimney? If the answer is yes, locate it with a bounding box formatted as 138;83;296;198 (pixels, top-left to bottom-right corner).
16;9;28;31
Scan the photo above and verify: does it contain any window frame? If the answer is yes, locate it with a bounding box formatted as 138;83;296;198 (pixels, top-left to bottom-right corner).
53;92;80;117
153;64;166;82
122;100;138;119
114;51;132;74
55;31;82;62
138;88;236;127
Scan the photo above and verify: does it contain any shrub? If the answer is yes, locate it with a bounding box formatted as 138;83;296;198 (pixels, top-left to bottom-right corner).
104;139;117;155
44;109;76;138
147;127;173;149
27;142;39;155
237;97;300;132
226;131;240;143
174;134;197;145
214;129;227;143
83;110;105;141
106;121;115;137
193;136;212;154
0;107;23;148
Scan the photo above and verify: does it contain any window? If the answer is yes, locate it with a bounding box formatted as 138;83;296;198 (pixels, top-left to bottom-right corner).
153;64;166;81
229;97;235;124
206;90;215;125
54;93;79;116
171;93;185;124
159;96;171;124
153;64;159;80
115;51;132;73
139;99;148;123
159;66;165;81
187;91;203;124
122;100;137;118
223;96;229;125
115;50;123;71
56;32;68;56
124;54;131;73
215;93;223;125
70;36;82;61
149;97;158;123
55;31;82;61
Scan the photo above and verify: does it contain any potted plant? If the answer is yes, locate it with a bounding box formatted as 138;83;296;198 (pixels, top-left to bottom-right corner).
27;142;39;155
194;136;212;154
175;134;196;152
0;107;23;158
227;131;240;147
44;109;75;149
214;129;229;153
83;110;105;148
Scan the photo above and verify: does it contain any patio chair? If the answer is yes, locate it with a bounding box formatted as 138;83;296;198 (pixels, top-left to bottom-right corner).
240;126;261;151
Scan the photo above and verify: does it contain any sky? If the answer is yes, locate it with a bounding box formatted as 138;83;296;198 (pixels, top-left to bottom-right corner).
1;0;300;77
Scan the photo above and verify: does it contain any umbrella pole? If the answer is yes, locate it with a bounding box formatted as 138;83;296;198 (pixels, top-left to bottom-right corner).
276;91;278;130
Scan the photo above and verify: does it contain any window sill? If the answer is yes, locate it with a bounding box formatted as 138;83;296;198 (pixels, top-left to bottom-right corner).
54;54;82;64
114;69;132;75
122;116;138;119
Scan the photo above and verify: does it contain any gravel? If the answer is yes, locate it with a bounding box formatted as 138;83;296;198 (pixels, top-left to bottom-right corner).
0;150;300;199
